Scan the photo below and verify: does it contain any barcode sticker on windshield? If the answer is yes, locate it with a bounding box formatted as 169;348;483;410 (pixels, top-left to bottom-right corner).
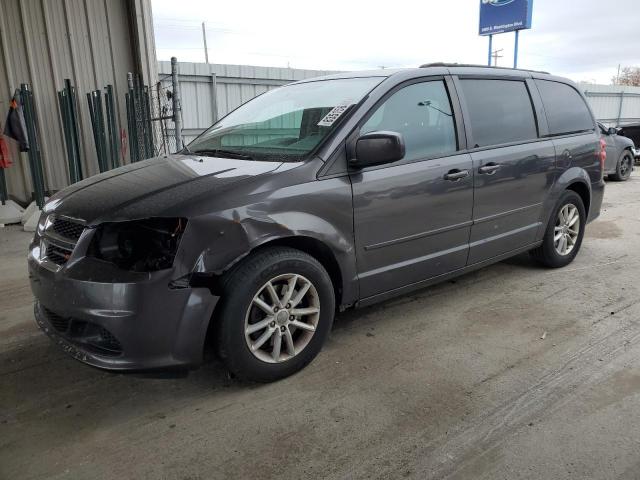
318;102;352;127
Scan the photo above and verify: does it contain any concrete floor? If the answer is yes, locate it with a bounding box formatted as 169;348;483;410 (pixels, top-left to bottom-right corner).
2;173;640;480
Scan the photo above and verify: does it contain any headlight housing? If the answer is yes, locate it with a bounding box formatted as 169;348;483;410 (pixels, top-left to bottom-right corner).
88;217;187;272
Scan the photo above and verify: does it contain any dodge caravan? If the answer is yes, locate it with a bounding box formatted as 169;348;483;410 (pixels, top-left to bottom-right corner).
29;64;605;382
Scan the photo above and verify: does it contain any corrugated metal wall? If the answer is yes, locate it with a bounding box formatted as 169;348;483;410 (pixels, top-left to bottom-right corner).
579;83;640;127
0;0;156;203
157;61;339;144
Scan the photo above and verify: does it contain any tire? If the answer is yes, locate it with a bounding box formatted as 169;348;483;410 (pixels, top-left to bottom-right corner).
215;247;335;382
530;190;586;268
610;151;633;181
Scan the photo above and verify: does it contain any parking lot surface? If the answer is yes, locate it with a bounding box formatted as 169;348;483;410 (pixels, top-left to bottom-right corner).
2;173;640;480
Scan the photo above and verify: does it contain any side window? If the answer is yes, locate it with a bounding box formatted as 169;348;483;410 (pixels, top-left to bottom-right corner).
361;81;458;161
535;80;594;136
459;79;538;148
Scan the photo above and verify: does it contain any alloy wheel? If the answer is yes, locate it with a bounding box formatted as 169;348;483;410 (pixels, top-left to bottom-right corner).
554;204;580;256
620;154;632;178
244;274;320;363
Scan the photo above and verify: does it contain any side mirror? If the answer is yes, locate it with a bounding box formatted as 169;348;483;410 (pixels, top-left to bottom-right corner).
349;131;405;169
608;127;617;135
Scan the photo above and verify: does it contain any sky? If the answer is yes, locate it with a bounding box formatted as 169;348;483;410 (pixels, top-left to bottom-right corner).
152;0;639;84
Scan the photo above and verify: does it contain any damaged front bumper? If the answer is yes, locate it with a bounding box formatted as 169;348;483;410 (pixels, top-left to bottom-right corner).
28;229;219;371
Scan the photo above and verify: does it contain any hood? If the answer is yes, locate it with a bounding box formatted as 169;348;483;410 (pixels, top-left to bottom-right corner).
45;155;282;225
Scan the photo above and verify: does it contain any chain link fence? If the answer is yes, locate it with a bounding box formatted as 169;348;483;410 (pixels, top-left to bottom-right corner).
150;75;179;155
126;59;182;162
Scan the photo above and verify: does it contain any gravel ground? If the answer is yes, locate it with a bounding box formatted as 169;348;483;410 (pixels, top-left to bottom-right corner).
2;172;640;480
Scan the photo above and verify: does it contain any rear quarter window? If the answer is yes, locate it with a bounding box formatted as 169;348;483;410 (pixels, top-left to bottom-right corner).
535;80;594;136
459;79;538;148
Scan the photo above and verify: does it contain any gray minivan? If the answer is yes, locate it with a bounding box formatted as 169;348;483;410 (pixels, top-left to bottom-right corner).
29;64;605;382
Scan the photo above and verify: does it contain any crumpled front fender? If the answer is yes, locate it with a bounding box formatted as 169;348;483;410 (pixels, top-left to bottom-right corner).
174;175;358;307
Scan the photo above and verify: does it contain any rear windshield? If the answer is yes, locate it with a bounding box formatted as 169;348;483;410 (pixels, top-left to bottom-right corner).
188;77;383;161
535;80;594;136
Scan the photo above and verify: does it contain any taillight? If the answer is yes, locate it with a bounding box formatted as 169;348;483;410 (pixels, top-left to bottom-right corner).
599;138;607;172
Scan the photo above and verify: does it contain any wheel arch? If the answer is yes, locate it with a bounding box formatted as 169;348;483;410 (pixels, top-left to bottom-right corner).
537;168;592;241
193;234;347;308
250;236;344;306
566;180;591;218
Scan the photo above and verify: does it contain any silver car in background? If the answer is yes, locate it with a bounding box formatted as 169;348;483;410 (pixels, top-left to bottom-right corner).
599;122;636;181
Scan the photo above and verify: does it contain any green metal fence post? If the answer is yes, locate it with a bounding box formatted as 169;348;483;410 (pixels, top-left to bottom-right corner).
105;85;119;168
67;81;83;181
0;168;8;204
57;89;76;183
87;92;99;171
95;90;108;171
20;84;46;208
127;72;140;163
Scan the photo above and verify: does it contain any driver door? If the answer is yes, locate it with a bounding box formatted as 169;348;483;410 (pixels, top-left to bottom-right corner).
350;78;474;299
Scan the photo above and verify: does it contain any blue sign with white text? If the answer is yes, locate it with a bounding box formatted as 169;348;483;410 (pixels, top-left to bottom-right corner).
479;0;533;36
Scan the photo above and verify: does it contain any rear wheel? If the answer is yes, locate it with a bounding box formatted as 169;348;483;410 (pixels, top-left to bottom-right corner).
215;247;335;382
530;190;586;268
610;151;633;181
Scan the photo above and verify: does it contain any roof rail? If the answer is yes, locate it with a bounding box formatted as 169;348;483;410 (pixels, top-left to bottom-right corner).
419;62;550;75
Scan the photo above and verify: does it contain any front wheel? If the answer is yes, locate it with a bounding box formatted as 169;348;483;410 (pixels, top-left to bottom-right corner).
530;190;586;268
215;247;335;382
610;151;633;181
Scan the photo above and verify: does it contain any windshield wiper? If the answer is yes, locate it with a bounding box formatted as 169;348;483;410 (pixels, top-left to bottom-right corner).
191;148;254;160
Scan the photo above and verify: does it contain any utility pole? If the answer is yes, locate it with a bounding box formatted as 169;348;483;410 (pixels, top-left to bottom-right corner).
492;48;504;67
171;57;183;152
202;22;209;64
616;64;621;84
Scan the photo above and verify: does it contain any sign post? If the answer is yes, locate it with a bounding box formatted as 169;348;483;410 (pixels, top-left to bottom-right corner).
479;0;533;68
488;34;493;66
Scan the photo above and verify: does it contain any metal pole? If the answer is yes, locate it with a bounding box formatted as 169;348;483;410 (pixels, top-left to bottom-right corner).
156;81;167;155
202;22;209;64
67;81;83;181
95;91;108;171
488;34;493;66
86;92;99;171
21;84;45;208
171;57;183;151
127;72;140;162
211;73;218;123
125;92;136;162
105;85;119;168
143;86;154;157
0;168;7;204
513;30;519;68
57;89;76;183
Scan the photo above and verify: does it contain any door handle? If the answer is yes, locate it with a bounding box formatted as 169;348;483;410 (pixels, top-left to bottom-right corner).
478;163;501;175
444;169;469;181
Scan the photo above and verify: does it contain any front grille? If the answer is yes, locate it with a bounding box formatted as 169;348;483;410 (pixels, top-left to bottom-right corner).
40;305;123;356
42;217;85;267
51;218;85;242
45;243;72;265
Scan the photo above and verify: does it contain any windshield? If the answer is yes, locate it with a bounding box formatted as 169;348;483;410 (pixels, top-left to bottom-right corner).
188;77;383;161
